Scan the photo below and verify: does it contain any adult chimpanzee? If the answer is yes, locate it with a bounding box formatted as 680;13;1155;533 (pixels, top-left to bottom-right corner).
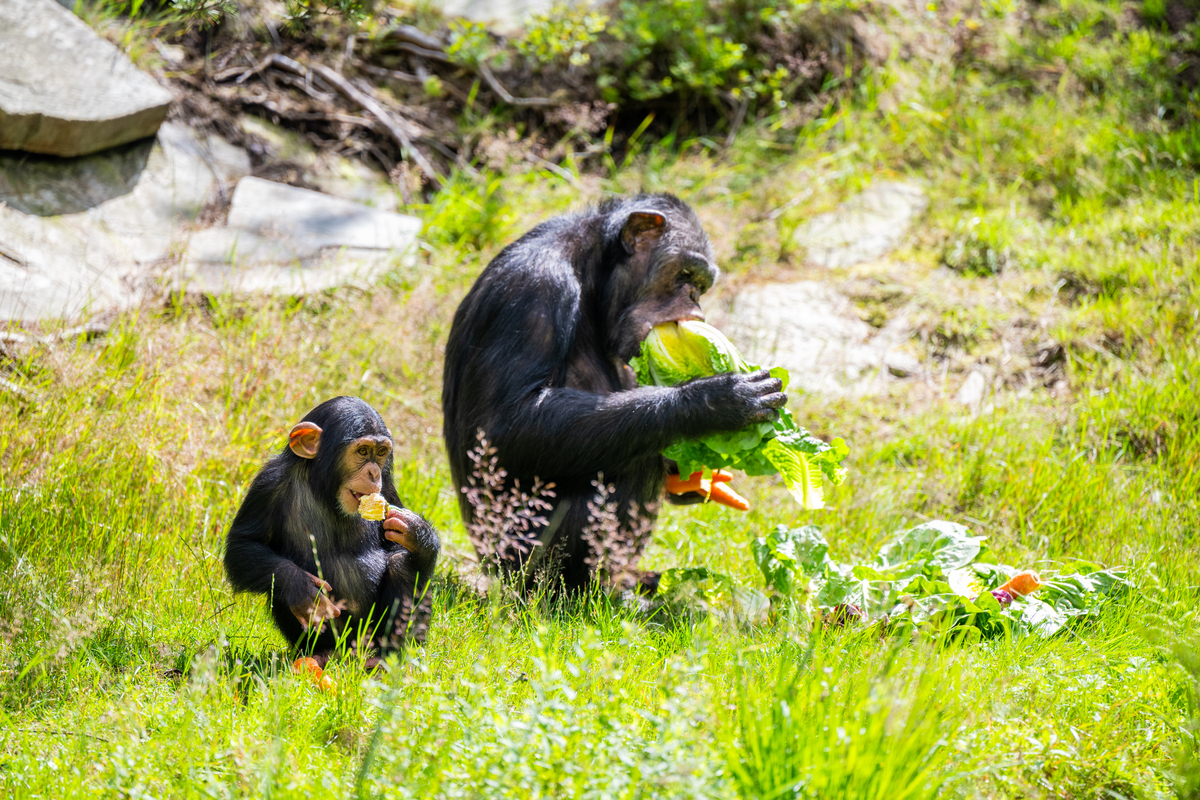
442;194;786;590
225;396;440;666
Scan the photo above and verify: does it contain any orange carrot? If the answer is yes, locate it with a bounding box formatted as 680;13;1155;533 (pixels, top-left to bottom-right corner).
665;469;748;510
706;481;750;511
293;656;337;693
293;656;323;678
998;570;1042;597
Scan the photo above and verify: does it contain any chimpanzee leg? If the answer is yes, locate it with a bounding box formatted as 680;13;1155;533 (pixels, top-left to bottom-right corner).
371;551;433;654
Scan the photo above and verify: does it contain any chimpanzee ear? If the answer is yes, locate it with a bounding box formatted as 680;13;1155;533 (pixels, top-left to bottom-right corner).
620;211;666;254
288;422;322;459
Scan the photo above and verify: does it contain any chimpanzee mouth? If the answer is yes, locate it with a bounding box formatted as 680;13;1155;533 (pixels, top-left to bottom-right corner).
350;491;364;501
636;312;705;345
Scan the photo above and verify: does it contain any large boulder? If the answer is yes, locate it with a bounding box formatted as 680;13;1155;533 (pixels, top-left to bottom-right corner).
179;177;422;295
793;181;928;269
0;122;250;321
0;0;173;157
715;280;920;396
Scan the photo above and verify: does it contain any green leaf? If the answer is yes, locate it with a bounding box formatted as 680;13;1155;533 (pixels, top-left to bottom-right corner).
633;320;850;509
762;438;826;510
815;564;863;608
878;521;986;573
752;525;831;595
1007;597;1071;638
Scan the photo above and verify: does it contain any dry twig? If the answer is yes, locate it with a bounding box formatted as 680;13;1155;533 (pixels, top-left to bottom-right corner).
478;63;558;108
247;54;444;187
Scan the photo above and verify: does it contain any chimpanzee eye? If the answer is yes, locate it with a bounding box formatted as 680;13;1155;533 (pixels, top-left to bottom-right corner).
358;445;371;457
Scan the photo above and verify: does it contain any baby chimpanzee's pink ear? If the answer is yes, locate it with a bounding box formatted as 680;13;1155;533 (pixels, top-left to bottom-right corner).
288;422;322;459
620;210;666;254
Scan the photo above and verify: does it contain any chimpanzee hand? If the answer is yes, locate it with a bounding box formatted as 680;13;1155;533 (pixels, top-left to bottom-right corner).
382;506;423;551
682;368;787;430
290;572;342;631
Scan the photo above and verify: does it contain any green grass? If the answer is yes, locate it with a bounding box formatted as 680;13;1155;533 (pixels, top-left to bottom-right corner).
4;0;1200;796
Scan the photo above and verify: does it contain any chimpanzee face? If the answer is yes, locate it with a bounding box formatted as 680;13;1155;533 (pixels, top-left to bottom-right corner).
605;203;719;362
288;409;394;517
335;436;392;516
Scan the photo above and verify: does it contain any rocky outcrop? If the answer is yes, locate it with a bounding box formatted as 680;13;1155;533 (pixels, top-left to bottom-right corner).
179;177;421;295
793;181;928;269
716;281;920;396
0;123;250;321
0;0;172;157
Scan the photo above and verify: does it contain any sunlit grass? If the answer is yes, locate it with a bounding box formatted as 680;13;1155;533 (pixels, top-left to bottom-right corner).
3;0;1200;795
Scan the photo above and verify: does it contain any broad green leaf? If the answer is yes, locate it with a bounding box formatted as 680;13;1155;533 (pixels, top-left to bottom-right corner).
763;438;825;510
752;525;831;595
815;565;863;608
1008;598;1070;638
878;521;985;572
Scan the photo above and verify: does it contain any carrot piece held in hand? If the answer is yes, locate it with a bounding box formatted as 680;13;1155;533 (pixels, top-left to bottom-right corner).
706;480;751;511
665;469;750;511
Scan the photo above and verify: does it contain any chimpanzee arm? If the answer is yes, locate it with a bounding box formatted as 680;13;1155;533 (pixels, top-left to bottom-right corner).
449;266;783;483
497;376;779;482
223;474;321;609
376;508;440;651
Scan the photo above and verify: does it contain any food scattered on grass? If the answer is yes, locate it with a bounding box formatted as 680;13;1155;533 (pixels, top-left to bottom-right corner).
358;492;387;521
998;570;1043;597
631;320;848;509
293;656;322;677
656;520;1130;640
292;657;338;693
750;520;1129;639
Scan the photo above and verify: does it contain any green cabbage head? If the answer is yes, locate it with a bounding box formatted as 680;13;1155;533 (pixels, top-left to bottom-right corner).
634;320;748;386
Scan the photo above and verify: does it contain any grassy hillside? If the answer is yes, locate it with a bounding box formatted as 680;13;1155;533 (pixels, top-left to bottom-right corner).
2;0;1200;796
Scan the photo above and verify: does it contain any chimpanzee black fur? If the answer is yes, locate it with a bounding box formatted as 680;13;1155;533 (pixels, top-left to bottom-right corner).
225;396;440;660
442;194;786;590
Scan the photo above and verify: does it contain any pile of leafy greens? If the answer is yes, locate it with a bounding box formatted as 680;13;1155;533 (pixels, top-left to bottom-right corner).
630;321;848;509
751;520;1131;640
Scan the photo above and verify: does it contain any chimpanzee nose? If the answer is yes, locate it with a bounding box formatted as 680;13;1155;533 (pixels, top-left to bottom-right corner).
367;463;381;484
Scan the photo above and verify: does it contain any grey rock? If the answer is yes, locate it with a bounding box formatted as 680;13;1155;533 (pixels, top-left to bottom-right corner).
715;280;921;396
178;177;421;295
954;369;989;411
794;181;928;269
239;116;401;213
437;0;589;33
0;122;250;321
0;0;173;157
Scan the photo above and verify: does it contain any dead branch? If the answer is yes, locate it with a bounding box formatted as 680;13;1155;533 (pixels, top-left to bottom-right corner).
274;71;337;104
393;42;452;64
256;54;444;188
477;63;558;108
355;61;420;84
382;23;445;52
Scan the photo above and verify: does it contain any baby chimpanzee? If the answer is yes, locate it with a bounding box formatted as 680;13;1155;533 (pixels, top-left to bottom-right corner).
224;396;440;667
